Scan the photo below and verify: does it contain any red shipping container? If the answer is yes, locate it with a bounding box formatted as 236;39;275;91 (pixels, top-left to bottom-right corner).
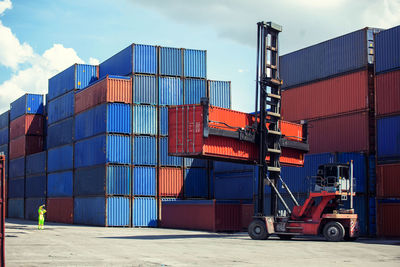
282;70;372;122
158;167;184;197
376;164;400;198
377;202;400;237
9;114;44;140
9;135;43;160
160;200;241;232
168;105;306;166
75;75;132;114
241;204;254;230
46;198;73;224
307;111;371;154
376;69;400;117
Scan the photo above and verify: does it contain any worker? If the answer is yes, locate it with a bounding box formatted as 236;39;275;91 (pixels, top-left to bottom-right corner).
38;205;47;230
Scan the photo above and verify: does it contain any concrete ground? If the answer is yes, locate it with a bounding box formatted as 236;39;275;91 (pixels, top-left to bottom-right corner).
5;219;400;267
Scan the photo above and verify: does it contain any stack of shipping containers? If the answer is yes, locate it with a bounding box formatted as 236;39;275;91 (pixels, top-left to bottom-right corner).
46;64;98;224
8;94;44;219
279;28;381;236
0;111;9;216
374;25;400;238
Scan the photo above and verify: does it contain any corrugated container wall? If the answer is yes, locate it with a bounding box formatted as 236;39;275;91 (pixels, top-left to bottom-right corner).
133;167;156;196
159;137;182;166
376;115;400;162
159;167;184;197
133;197;158;227
7;199;24;219
377;201;400;237
184;168;208;198
280;28;378;89
0;111;9;129
8;178;25;198
48;64;98;101
183;49;206;78
25;175;46;198
184;79;206;104
47;144;73;172
133;105;157;135
9;114;44;139
159;77;183;106
159;107;168;136
159;47;182;77
47;91;74;125
133;136;157;166
47;198;74;224
376;164;400;198
375;25;400;74
47;171;73;197
9;157;25;178
0;144;8;177
9;136;43;159
46;117;74;149
10;94;44;120
375;69;400;116
208;80;231;109
0;128;8;145
25;151;46;176
25;198;46;220
133;75;157;105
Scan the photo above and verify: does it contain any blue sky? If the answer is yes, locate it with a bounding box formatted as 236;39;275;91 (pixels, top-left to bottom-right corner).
0;0;399;113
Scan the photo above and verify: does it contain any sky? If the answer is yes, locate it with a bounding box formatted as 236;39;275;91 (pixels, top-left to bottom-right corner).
0;0;399;114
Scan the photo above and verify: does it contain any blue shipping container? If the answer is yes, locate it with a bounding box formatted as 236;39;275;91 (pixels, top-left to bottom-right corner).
133;136;157;166
214;171;256;200
208;80;231;109
159;47;182;77
280;28;379;89
133;74;157;105
48;64;98;101
9;157;25;178
26;151;46;176
213;161;255;173
10;94;44;120
184;168;208;198
75;134;131;168
99;44;157;78
375;25;400;74
47;91;74;125
25;175;46;198
0;127;8;145
133;166;156;196
47;117;74;149
184;78;206;104
47;171;73;197
184;49;206;78
8;198;24;219
184;158;207;168
47;144;73;172
159;106;168;136
132;197;157;227
74;165;131;196
133;105;157;135
74;196;130;226
25;198;46;220
159;137;182;167
159;77;183;106
8;178;25;198
0;111;9;129
75;103;132;141
377;115;400;161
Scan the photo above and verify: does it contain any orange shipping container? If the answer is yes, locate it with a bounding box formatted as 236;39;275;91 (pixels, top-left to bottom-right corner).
158;167;184;197
376;164;400;198
9;114;44;140
75;75;132;114
377;202;400;238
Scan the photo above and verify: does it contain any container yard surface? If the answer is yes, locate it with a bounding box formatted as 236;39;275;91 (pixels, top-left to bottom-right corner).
5;219;400;267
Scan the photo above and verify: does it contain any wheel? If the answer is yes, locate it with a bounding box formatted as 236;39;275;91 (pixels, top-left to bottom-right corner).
323;221;345;242
248;219;269;240
278;234;294;240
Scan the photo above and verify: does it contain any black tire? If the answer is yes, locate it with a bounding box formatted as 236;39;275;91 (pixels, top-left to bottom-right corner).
248;219;269;240
323;221;345;242
278;234;294;240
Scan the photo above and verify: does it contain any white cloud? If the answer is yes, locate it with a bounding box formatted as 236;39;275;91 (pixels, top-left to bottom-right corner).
0;0;11;14
89;57;100;65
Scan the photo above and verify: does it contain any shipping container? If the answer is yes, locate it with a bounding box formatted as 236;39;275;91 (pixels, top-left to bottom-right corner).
208;80;231;109
7;198;24;219
48;64;98;101
159;106;169;136
377;115;400;162
377;201;400;237
159;137;183;167
74;196;130;226
9;114;44;140
184;168;208;198
241;204;254;230
25;152;46;176
75;103;132;141
8;178;24;198
0;128;8;145
282;70;372;121
75;134;131;168
47;171;73;197
47;91;74;125
10;94;44;120
375;25;400;74
184;78;207;104
184;158;207;168
375;69;400;116
99;44;157;77
133;166;156;196
280;27;379;89
308;111;371;154
47;144;73;172
9;135;43;159
214;171;256;200
47;197;74;224
74;75;132;114
9;157;25;178
0;111;9;129
0;144;8;177
213;161;255;173
133;136;156;166
74;165;131;196
24;198;46;220
159;47;182;77
25;175;46;198
46;117;74;149
158;167;183;197
183;49;206;78
159;77;183;106
132;197;158;227
133;74;157;105
133;105;157;135
376;164;400;198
